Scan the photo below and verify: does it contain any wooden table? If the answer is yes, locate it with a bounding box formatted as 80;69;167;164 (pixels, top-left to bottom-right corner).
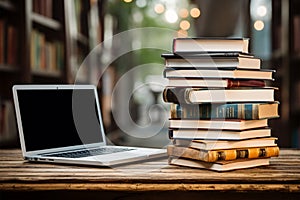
0;149;300;200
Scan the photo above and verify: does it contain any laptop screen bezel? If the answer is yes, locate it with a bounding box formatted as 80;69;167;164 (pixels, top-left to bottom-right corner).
12;84;107;156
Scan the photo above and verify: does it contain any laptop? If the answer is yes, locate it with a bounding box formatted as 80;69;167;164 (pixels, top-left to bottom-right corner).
12;84;166;166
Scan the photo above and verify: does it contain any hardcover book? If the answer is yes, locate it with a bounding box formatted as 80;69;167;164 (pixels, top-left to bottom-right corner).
172;37;250;54
168;128;271;140
173;137;278;150
167;79;266;88
162;53;261;70
163;87;276;104
169;119;268;130
163;68;274;80
168;157;270;172
167;145;279;162
170;102;279;120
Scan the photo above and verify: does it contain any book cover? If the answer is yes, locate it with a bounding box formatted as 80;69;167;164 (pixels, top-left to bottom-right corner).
173;137;278;150
167;145;279;162
169;119;268;131
167;78;266;88
162;53;261;70
168;157;270;172
168;128;271;140
163;68;274;80
172;37;250;54
163;87;276;104
170;102;279;120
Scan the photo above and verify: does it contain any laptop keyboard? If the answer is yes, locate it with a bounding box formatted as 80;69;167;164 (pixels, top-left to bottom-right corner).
43;147;134;158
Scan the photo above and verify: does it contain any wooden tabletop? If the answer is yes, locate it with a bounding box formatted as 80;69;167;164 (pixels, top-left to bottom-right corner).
0;149;300;192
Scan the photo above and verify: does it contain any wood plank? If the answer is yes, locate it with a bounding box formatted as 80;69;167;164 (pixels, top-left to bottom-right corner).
0;149;300;192
0;183;300;192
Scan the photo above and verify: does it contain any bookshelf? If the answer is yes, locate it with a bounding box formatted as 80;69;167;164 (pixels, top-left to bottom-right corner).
271;0;300;147
0;0;104;146
0;0;104;95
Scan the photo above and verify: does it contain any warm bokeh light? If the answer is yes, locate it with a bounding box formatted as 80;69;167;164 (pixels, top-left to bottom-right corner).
180;20;190;30
165;10;178;23
154;3;165;14
179;8;189;18
190;7;201;18
177;29;188;37
254;20;264;31
123;0;132;3
257;5;267;17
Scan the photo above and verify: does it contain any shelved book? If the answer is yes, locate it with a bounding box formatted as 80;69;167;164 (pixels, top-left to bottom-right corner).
172;137;278;150
163;87;276;104
172;38;250;54
30;29;64;73
168;128;271;140
167;145;279;162
170;102;279;120
161;53;261;70
168;157;270;172
164;68;274;80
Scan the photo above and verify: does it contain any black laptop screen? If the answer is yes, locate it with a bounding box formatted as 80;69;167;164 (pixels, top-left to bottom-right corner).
17;88;104;151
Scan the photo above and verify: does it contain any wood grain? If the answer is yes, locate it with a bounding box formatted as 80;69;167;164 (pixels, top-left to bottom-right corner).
0;149;300;192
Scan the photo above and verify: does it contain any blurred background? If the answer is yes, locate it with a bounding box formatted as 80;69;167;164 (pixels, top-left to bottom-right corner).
0;0;299;148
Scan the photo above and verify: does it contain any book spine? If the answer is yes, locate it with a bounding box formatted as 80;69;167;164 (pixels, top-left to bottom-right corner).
163;87;187;104
167;145;279;162
170;103;262;120
227;80;265;87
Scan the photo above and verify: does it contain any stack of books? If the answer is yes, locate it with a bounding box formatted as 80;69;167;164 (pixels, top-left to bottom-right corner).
162;38;280;172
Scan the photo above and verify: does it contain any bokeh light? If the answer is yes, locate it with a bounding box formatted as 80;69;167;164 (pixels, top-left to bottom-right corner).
190;7;201;18
254;20;264;31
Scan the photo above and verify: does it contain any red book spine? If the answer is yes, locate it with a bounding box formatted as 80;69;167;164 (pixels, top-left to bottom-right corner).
227;79;265;88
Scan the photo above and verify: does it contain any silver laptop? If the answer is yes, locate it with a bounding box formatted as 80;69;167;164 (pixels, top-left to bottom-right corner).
12;84;166;166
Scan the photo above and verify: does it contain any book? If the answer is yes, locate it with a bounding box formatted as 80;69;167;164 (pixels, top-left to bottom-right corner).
170;102;279;120
163;87;276;104
169;128;271;140
162;53;261;70
167;145;279;163
32;0;53;18
173;137;278;150
6;25;18;66
0;19;4;64
164;68;274;80
294;15;300;53
172;37;250;54
167;78;266;88
169;119;268;131
168;157;270;172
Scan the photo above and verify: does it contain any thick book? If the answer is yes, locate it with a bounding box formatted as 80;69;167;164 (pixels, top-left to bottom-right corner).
170;102;279;120
168;157;270;172
173;137;278;150
163;68;274;80
162;53;261;70
172;37;250;54
163;87;276;104
167;78;266;88
169;128;271;140
167;145;279;163
169;119;268;130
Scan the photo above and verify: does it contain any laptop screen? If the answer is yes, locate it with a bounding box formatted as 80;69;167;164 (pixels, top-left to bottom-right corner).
16;88;104;152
